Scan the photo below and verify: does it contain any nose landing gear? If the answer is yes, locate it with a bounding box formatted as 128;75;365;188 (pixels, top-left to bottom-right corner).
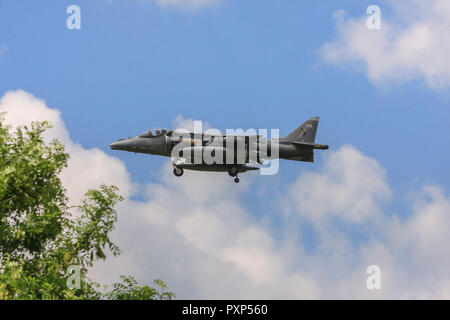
234;177;240;183
173;167;184;177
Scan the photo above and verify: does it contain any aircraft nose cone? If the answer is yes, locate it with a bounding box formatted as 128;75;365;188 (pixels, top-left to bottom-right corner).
110;141;119;150
110;139;129;150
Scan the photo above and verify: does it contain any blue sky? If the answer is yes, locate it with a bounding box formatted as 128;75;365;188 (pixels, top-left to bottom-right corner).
1;0;450;298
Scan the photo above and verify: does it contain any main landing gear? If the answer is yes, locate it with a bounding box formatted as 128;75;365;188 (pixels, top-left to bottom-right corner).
173;167;184;177
173;165;240;183
228;166;240;183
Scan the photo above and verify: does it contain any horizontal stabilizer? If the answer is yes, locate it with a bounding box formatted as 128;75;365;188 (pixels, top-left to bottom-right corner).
291;141;329;150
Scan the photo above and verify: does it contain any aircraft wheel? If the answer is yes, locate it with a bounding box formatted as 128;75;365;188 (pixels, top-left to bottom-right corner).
228;166;238;177
234;177;240;183
173;167;184;177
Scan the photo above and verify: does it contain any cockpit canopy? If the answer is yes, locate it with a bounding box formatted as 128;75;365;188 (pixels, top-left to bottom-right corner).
139;127;168;138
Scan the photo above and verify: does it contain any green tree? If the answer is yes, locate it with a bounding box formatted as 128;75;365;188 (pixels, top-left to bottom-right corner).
0;113;174;300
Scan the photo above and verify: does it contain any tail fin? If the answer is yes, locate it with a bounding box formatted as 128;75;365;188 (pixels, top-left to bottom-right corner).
284;117;319;143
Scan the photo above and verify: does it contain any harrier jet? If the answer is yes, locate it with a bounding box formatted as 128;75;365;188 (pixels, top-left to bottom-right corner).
110;117;328;183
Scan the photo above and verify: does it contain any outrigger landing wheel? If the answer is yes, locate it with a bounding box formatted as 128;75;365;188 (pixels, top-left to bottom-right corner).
228;166;238;177
173;167;184;177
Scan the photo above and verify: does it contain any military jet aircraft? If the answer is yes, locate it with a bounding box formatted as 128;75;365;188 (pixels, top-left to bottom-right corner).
110;117;328;183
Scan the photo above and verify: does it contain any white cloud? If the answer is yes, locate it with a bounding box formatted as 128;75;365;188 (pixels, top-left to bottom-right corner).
99;163;321;299
289;145;391;224
2;89;450;298
0;90;71;145
0;90;132;205
321;0;450;88
387;186;450;272
172;114;215;133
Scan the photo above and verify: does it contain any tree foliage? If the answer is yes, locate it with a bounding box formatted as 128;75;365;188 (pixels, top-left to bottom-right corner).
0;113;174;300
